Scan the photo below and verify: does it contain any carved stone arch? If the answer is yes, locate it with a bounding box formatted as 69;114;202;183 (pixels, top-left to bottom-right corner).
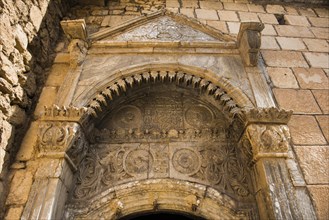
65;179;257;219
79;64;254;121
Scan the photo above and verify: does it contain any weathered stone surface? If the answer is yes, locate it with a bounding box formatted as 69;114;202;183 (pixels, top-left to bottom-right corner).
261;36;280;49
199;1;223;10
304;52;329;68
262;51;309;68
317;115;329;143
284;15;310;26
206;21;228;33
258;13;279;24
266;4;285;14
267;67;299;88
308;17;329;27
5;206;24;220
293;68;329;89
45;64;69;87
275;25;314;38
312;90;329;114
238;12;259;22
181;0;198;8
6;170;33;205
273;89;321;114
179;8;195;18
295;146;329;184
303;39;329;52
30;5;43;30
8;105;26;126
227;22;240;34
310;27;329;39
308;186;329;220
262;24;277;36
223;3;248;11
217;11;239;21
288;115;327;145
195;9;218;20
276;37;306;51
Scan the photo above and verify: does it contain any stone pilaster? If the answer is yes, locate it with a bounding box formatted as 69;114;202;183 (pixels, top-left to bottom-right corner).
238;108;317;220
17;106;89;220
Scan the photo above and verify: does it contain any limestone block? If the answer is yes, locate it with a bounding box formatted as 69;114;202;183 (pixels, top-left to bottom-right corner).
181;0;198;8
45;64;69;87
223;3;248;11
276;37;306;51
0;52;19;86
312;90;329;114
180;8;195;18
275;25;314;38
13;24;28;52
247;4;265;13
308;17;329;27
284;6;299;15
16;122;39;161
265;4;285;14
262;51;309;68
295;146;329;184
227;22;240;34
206;21;228;33
316;115;329;142
195;9;219;20
298;8;317;17
217;11;239;21
30;5;43;31
261;36;280;50
5;206;24;220
35;159;64;179
313;8;329;18
6;170;33;205
304;52;329;68
166;0;180;8
0;118;13;151
267;67;299;88
8;105;26;126
273;89;321;114
238;12;259;22
293;68;329;89
310;27;329;39
288;115;326;145
262;24;277;36
258;13;278;24
303;39;329;52
199;1;223;10
0;92;11;114
284;15;310;26
308;186;329;220
34;86;58;118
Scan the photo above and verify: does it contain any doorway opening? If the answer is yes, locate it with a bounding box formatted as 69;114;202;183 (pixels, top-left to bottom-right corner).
120;212;206;220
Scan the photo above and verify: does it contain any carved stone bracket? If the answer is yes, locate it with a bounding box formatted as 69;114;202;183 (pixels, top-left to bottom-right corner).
60;19;87;41
237;22;264;67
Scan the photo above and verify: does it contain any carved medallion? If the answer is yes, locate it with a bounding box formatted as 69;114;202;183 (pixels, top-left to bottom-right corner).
185;105;213;127
124;149;153;175
172;148;201;175
113;105;142;129
41;124;67;147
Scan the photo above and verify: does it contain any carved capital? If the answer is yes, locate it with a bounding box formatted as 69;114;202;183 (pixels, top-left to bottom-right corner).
38;121;88;169
241;124;290;161
237;22;264;67
42;105;88;122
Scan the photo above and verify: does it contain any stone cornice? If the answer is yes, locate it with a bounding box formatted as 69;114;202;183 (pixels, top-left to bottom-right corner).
239;107;293;125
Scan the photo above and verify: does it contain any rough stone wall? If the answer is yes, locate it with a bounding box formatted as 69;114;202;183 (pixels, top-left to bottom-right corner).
66;1;329;218
0;0;73;217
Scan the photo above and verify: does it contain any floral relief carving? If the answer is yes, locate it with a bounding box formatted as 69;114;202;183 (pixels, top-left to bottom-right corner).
245;124;290;160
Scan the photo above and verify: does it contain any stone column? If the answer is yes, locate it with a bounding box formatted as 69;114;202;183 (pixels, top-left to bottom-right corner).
16;106;89;220
238;108;317;220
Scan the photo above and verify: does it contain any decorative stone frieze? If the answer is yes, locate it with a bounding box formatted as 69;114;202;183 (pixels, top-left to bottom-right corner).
237;22;265;67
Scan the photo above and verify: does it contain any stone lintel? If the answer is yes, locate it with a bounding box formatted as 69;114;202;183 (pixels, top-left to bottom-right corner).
60;19;87;41
237;22;264;67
